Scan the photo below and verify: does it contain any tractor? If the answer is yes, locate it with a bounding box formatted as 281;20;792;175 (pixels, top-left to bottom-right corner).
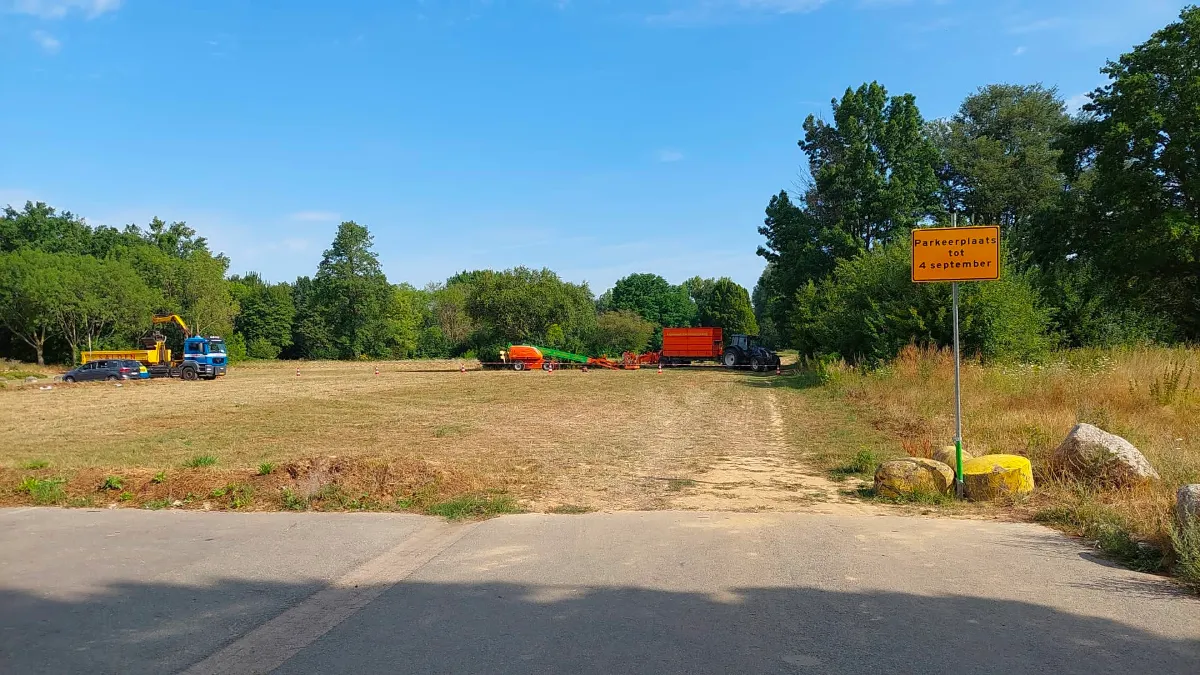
722;334;780;372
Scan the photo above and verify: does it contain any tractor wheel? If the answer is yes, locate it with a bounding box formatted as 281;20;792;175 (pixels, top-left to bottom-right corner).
181;367;198;381
63;376;75;383
513;362;526;372
723;349;739;368
750;356;762;372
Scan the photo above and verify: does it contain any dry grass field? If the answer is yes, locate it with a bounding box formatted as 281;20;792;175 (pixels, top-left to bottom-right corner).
0;360;862;515
818;345;1200;571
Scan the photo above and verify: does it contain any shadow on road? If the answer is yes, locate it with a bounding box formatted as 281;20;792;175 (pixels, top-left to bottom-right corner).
2;578;1197;674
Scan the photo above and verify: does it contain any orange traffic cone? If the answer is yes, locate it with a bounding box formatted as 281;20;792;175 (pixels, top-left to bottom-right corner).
460;363;466;374
374;366;380;376
657;363;663;374
296;368;300;377
581;364;588;373
776;364;781;376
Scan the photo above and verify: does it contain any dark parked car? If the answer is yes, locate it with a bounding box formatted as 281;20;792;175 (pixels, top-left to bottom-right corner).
62;360;149;383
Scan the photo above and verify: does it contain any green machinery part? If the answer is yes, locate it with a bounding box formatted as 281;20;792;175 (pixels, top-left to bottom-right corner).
534;346;591;364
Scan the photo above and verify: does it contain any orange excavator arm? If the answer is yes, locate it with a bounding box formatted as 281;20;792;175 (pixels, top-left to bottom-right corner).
153;314;192;338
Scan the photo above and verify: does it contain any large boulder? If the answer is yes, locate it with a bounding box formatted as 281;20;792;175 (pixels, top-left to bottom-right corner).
933;445;974;475
874;458;955;498
1178;485;1200;529
962;455;1034;501
1051;423;1160;486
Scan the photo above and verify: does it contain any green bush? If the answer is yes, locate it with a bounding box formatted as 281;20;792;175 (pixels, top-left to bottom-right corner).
246;337;282;360
225;333;247;363
790;239;1052;363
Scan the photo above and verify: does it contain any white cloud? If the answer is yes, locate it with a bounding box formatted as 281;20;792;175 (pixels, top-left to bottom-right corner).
289;211;341;223
656;149;684;163
1013;45;1026;56
31;29;61;53
6;0;122;19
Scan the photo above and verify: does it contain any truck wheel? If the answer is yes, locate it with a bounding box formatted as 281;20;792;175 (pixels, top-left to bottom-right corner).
513;362;526;372
181;367;198;381
723;349;739;368
541;361;552;372
750;356;762;372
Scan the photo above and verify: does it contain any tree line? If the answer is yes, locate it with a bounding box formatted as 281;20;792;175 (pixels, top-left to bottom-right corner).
754;6;1200;363
0;209;758;365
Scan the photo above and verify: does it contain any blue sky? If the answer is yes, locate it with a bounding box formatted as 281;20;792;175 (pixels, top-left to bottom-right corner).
0;0;1187;294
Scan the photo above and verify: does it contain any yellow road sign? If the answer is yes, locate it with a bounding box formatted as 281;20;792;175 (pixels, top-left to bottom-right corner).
911;225;1000;283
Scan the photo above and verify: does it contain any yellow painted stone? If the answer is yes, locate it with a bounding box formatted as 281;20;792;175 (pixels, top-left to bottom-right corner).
962;454;1034;501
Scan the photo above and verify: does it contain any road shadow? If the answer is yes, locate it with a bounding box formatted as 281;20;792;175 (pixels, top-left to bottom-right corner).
2;577;1197;674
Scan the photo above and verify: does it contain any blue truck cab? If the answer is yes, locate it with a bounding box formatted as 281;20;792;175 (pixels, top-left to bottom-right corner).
181;336;228;380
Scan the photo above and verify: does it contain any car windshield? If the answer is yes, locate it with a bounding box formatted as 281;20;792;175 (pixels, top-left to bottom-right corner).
208;341;226;354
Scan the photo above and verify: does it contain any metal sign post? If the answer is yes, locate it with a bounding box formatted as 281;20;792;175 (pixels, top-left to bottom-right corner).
951;214;964;497
911;215;1000;499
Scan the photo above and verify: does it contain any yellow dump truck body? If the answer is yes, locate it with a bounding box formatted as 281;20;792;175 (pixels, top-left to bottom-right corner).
81;347;172;365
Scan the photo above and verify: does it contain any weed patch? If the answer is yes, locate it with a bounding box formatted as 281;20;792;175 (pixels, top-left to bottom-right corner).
257;462;275;476
17;477;67;505
280;487;306;511
20;459;48;470
151;471;166;484
1170;522;1200;586
99;475;123;491
426;493;519;520
665;479;696;492
183;454;218;468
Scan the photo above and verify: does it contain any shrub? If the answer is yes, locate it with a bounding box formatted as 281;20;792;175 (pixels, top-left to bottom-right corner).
791;239;1052;364
99;475;123;491
246;338;282;360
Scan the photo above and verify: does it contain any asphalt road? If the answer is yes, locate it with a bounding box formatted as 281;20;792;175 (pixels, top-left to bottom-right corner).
1;508;1197;674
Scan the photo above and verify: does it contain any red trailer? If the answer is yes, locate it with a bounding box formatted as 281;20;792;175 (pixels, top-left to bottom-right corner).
659;327;723;364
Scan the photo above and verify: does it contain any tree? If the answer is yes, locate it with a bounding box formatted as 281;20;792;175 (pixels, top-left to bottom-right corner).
1056;6;1200;338
231;273;295;359
465;267;595;354
589;310;655;357
682;276;716;317
313;221;392;359
430;282;475;353
385;284;427;359
0;250;69;365
607;273;697;330
698;278;758;337
178;253;237;338
288;276;335;359
932;84;1069;245
801;82;942;251
57;257;156;362
0;202;92;254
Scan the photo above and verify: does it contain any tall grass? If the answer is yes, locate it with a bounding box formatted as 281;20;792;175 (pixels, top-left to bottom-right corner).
827;345;1200;570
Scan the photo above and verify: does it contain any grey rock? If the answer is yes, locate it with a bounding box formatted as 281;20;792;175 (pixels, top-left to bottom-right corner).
1051;423;1160;486
1178;484;1200;528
